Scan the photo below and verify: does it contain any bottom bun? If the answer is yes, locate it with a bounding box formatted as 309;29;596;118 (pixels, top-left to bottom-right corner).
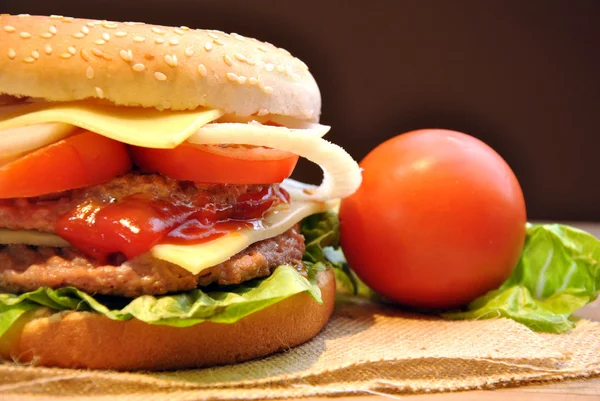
1;268;335;371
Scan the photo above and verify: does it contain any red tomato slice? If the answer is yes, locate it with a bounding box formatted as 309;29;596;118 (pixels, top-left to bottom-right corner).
130;143;299;184
0;130;131;199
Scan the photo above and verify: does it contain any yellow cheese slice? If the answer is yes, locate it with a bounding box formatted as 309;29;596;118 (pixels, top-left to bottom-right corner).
0;229;70;247
151;199;335;275
0;101;223;149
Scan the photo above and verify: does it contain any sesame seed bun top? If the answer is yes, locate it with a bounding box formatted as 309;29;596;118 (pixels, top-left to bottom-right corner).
0;14;321;120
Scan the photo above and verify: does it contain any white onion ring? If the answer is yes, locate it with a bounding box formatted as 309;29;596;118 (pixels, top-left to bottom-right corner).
187;122;362;201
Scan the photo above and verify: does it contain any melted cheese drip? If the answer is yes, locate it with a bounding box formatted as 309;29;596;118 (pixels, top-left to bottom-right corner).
0;101;223;148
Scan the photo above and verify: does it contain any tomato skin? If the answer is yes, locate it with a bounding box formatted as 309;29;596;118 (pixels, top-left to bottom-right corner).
339;129;526;309
130;143;299;184
0;131;131;199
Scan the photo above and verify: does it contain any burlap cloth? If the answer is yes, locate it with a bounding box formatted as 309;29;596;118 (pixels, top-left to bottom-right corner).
1;299;599;400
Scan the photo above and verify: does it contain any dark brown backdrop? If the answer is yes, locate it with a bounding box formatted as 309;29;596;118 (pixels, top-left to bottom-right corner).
3;0;599;220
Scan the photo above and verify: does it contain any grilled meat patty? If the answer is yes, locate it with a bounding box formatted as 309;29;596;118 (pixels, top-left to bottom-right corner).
0;172;286;233
0;225;305;297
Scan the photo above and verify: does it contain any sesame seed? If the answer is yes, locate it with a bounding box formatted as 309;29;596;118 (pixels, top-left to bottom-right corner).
102;21;117;29
232;33;245;41
24;56;35;63
152;27;165;35
4;25;15;33
208;33;218;39
265;63;275;72
92;48;103;57
276;64;286;73
133;36;146;43
72;32;85;38
68;46;76;55
115;31;127;37
59;53;72;59
213;39;224;46
154;72;167;81
102;53;113;61
87;22;95;27
7;48;16;59
226;72;238;82
164;54;178;67
174;28;184;35
223;55;233;66
49;26;57;34
31;50;39;59
50;15;63;19
80;49;90;61
86;66;94;79
257;46;267;52
119;49;133;62
132;63;145;72
41;32;52;38
94;39;106;45
234;53;246;62
17;14;31;17
62;17;74;23
168;38;179;46
185;47;194;57
81;26;90;34
180;26;189;31
204;42;213;52
102;32;110;41
263;86;274;94
197;64;207;77
248;77;258;85
237;75;247;84
20;32;31;39
44;44;52;54
95;87;104;98
155;38;165;44
246;58;256;66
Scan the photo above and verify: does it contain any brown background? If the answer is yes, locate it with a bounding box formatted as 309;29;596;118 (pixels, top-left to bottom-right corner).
3;0;599;220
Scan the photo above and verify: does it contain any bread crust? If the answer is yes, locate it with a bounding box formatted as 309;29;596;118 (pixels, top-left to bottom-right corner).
0;15;320;119
1;268;335;371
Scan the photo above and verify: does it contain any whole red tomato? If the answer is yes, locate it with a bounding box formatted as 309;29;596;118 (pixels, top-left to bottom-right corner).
339;129;526;309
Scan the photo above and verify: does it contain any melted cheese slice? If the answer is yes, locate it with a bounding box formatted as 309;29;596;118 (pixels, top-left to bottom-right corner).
0;101;223;149
151;199;335;274
0;229;70;247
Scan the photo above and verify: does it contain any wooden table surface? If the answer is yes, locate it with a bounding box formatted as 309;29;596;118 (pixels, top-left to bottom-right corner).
303;222;600;401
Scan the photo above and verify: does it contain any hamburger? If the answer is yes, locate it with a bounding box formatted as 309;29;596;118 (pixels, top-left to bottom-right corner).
0;14;361;370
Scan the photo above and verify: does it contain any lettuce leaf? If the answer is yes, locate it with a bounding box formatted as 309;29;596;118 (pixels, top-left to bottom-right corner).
0;265;324;338
444;224;600;332
301;212;369;296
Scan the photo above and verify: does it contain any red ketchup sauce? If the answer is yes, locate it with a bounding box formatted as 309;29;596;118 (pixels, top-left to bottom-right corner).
54;186;290;264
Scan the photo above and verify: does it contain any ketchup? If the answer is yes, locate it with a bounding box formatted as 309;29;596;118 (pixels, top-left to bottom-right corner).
55;186;290;264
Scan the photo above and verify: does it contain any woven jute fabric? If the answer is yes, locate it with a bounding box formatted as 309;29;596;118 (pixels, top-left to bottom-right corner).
1;300;599;400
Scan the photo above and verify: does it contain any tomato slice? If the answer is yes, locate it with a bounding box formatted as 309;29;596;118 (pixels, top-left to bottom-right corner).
0;130;131;199
130;143;299;184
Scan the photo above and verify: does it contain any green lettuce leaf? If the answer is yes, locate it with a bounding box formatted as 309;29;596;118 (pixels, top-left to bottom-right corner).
444;224;600;332
0;265;321;338
301;212;368;295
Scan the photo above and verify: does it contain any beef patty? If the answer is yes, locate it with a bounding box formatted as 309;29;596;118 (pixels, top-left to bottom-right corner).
0;173;287;233
0;226;305;298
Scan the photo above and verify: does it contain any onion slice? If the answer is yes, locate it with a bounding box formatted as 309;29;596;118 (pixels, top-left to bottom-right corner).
0;123;76;165
187;122;362;201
